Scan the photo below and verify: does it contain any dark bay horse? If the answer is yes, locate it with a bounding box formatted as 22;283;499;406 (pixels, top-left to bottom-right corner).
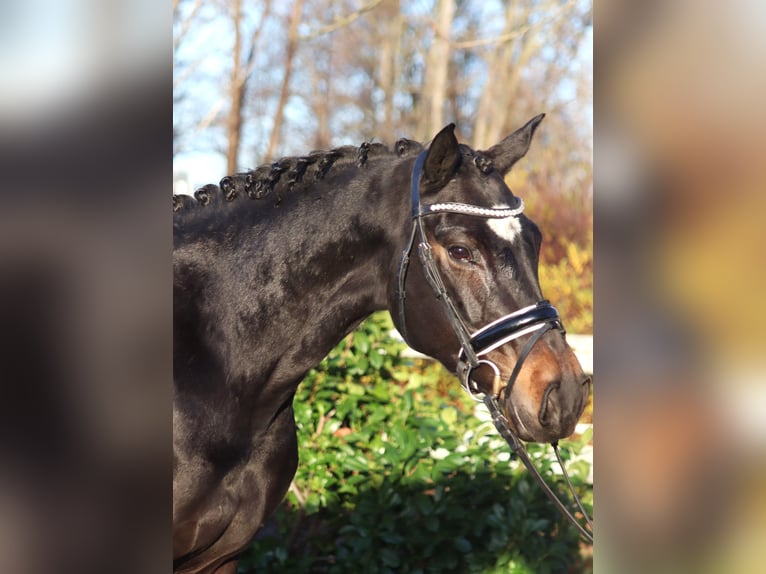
173;116;590;573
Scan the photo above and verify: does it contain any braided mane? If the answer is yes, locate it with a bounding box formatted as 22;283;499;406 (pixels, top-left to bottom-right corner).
173;138;426;216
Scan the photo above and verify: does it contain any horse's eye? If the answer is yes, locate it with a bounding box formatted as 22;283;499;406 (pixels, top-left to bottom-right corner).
448;245;472;261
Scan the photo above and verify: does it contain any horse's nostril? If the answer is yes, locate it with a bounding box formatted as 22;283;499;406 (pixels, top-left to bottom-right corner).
539;382;560;427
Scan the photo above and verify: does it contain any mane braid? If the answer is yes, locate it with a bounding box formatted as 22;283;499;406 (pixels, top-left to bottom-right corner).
267;160;290;205
315;150;340;181
395;138;424;158
286;157;310;191
220;173;248;201
194;184;220;206
473;152;494;174
247;165;273;199
357;141;370;167
174;136;431;219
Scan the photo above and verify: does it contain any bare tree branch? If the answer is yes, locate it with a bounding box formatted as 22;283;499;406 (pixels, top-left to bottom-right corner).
451;0;576;50
242;1;273;82
173;0;205;54
299;0;383;41
198;98;225;133
226;0;245;173
266;0;305;160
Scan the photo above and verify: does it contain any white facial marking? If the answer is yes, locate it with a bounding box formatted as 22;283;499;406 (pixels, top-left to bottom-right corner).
486;205;522;242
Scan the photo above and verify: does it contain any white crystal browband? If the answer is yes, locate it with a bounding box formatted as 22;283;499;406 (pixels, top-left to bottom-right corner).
418;199;525;219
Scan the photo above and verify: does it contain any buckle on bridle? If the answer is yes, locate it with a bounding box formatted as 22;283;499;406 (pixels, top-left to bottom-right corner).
461;359;502;401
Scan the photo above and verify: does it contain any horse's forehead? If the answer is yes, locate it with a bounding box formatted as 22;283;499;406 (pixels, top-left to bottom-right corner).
453;165;510;199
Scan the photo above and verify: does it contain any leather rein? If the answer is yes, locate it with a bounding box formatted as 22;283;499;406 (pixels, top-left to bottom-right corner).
396;150;593;544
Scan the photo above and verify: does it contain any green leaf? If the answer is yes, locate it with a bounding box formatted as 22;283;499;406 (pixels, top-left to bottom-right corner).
413;494;433;515
346;382;366;396
379;547;401;567
454;537;472;553
440;406;458;425
353;330;370;354
344;453;369;471
424;515;439;532
526;518;551;532
369;349;384;370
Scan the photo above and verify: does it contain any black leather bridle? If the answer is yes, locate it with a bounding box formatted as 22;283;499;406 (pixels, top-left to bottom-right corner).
396;149;593;543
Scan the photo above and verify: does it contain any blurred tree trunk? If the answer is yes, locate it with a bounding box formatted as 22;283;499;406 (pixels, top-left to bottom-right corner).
377;0;401;136
266;0;305;161
417;0;454;139
225;0;271;173
226;0;245;173
310;40;332;150
306;19;333;151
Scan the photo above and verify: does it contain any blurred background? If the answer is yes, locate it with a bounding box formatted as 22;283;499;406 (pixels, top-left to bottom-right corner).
596;1;766;572
0;2;171;573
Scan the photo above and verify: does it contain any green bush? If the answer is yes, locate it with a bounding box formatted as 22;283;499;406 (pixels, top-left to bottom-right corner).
239;313;592;573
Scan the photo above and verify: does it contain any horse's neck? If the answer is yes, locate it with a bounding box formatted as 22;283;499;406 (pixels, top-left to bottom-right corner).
175;158;410;393
261;176;399;351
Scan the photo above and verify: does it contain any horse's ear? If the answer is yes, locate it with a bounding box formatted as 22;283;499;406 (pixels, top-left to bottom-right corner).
482;113;545;175
422;123;461;192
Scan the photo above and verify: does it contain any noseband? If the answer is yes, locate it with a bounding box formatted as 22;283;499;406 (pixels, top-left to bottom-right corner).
396;150;593;543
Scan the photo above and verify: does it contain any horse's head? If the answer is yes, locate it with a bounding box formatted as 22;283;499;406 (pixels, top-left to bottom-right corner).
391;116;590;443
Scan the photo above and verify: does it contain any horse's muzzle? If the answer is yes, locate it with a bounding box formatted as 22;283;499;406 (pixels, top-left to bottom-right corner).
458;301;589;443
